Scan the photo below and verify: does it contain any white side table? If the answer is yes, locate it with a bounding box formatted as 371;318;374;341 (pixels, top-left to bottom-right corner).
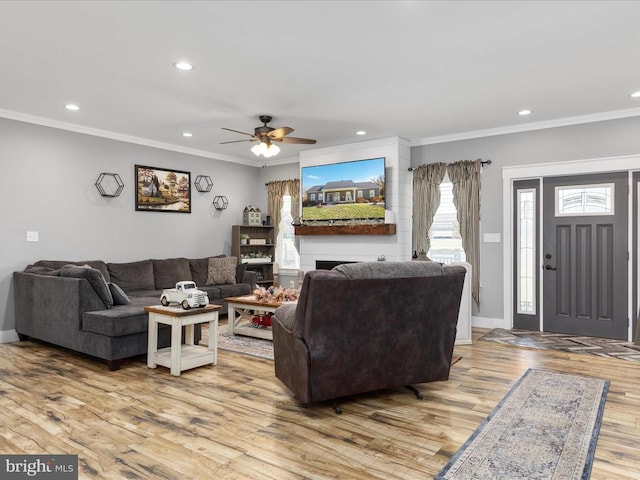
145;304;221;376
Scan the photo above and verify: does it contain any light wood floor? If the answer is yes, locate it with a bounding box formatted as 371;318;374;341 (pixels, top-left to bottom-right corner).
1;328;639;480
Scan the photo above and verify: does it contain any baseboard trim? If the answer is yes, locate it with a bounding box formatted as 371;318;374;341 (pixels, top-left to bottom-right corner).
472;316;507;330
0;330;20;344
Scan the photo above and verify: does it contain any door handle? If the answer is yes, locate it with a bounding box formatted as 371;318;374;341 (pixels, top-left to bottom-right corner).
544;265;557;271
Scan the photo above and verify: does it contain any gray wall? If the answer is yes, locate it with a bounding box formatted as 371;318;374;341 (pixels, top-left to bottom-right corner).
1;118;261;333
257;161;300;209
411;115;640;321
4;115;639;333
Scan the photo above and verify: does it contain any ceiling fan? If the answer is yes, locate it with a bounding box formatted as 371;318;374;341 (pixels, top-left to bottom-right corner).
221;115;316;157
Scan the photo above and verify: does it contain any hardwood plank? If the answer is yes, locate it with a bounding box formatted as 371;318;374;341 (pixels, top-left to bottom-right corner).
1;330;639;479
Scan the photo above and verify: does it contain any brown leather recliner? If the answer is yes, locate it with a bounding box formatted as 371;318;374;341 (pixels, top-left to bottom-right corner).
272;261;466;412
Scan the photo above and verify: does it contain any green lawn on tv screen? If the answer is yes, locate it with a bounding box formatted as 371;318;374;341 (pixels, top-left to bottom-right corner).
302;203;385;221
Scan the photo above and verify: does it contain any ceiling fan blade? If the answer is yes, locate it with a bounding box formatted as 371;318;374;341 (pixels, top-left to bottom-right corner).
278;137;317;144
268;126;294;139
221;127;254;137
219;139;255;144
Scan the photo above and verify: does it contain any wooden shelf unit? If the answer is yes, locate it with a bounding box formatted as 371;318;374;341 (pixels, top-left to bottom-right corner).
232;225;275;286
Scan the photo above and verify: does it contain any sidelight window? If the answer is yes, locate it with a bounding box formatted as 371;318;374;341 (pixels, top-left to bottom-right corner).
517;188;536;314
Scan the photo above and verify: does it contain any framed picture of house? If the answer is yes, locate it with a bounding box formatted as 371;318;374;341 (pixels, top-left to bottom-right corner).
135;164;191;213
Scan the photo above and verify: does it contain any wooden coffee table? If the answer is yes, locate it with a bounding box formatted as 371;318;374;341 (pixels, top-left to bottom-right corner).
146;304;221;376
225;295;292;341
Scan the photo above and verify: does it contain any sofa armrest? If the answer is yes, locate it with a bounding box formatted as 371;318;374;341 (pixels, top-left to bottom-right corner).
13;272;107;349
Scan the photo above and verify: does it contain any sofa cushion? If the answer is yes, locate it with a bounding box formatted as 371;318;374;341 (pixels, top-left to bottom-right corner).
82;305;149;336
35;260;110;282
189;255;225;287
60;264;113;308
207;257;237;285
215;283;252;298
109;282;131;305
199;285;221;299
107;260;155;292
152;257;192;289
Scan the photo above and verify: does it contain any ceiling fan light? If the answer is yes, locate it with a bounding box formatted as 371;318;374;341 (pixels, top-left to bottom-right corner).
251;143;265;156
265;143;280;157
251;141;280;158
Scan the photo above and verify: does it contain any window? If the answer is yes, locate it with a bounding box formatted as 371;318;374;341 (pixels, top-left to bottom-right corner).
427;178;466;264
555;183;614;216
276;195;300;270
517;188;536;314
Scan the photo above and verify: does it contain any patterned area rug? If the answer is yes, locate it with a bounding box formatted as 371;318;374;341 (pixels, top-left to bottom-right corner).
201;323;274;360
201;325;463;365
480;328;640;362
436;369;609;480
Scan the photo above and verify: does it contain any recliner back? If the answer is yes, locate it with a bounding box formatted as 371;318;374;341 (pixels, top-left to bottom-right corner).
282;262;466;403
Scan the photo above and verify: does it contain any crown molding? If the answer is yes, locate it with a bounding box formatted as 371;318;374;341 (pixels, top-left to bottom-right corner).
410;107;640;147
0;108;251;166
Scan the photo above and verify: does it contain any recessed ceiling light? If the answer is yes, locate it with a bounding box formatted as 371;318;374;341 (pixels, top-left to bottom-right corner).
174;62;193;71
64;103;80;111
181;132;193;137
630;91;640;98
356;130;367;135
518;109;533;116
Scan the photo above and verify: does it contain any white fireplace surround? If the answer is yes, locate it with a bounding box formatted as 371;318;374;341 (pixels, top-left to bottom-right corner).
297;136;471;345
298;136;412;273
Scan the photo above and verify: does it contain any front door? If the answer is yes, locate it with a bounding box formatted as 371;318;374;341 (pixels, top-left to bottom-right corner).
542;172;628;339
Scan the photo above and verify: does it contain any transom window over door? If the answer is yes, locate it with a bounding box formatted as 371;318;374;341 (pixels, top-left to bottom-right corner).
555;183;614;216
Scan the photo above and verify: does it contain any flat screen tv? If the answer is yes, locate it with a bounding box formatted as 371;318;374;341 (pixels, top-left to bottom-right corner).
301;157;385;223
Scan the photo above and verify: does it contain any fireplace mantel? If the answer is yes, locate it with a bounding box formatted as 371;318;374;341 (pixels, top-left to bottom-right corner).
295;224;396;236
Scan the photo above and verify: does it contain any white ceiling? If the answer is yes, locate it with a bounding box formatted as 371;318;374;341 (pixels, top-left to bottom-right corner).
2;0;640;167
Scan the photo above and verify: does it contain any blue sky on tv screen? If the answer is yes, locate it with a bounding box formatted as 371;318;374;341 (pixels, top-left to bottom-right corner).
302;157;385;190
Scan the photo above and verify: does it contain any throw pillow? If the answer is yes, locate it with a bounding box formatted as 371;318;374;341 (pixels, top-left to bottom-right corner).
60;264;114;308
207;256;237;285
108;282;131;305
24;265;61;276
189;255;225;287
236;262;247;284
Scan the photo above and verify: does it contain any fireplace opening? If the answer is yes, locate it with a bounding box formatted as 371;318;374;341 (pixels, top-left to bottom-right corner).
315;260;358;270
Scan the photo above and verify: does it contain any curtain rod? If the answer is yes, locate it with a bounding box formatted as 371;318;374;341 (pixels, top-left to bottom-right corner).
408;159;491;172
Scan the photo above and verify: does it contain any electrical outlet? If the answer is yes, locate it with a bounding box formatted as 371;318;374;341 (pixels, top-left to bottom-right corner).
26;231;39;242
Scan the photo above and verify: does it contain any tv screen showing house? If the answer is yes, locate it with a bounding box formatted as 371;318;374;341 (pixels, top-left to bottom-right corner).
301;157;385;222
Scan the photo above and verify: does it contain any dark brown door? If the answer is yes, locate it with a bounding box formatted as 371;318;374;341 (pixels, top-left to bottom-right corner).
543;172;628;339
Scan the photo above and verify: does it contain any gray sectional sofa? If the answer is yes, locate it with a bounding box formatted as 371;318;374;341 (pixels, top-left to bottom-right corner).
13;256;256;370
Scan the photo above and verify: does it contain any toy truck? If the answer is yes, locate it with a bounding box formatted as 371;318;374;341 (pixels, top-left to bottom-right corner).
160;281;209;310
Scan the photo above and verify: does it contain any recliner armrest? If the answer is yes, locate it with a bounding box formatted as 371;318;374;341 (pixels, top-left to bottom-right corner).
274;303;297;334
